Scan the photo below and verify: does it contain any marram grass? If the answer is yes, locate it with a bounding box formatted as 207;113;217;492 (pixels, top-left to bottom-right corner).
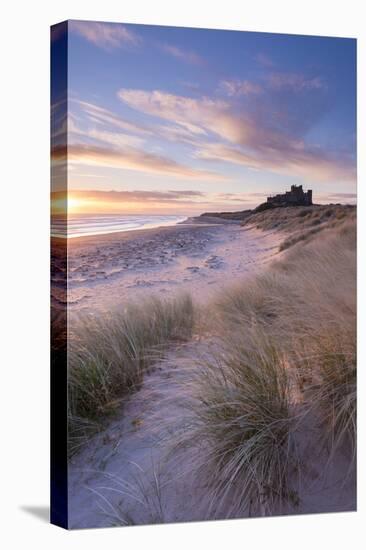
68;293;194;454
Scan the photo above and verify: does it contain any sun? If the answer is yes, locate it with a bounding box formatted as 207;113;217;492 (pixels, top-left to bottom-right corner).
67;197;84;213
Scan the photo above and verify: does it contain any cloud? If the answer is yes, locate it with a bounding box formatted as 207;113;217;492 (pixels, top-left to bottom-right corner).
179;80;201;91
51;100;68;142
117;87;355;184
117;88;254;144
267;72;327;92
74;100;151;136
195;142;356;183
219;79;262;96
214;193;254;203
68;99;229;180
69;121;145;149
161;44;204;65
316;192;357;203
256;53;275;68
117;88;314;151
52;189;264;214
52;144;225;181
63;189;205;204
69;20;141;50
327;192;357;199
87;127;145;148
156;124;206;146
73;99;208;147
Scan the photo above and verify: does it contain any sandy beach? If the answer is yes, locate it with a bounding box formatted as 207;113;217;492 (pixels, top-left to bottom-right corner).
62;221;282;316
64;207;356;528
69;341;356;528
65;220;284;527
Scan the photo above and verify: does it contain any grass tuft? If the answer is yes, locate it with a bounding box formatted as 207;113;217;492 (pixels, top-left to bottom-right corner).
68;293;194;454
189;334;298;516
184;217;356;515
242;204;356;251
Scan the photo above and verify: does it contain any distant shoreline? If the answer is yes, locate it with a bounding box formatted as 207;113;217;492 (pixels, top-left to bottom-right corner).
51;201;357;240
51;214;189;239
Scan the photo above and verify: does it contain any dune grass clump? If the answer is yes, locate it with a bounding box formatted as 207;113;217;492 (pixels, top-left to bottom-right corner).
242;204;356;250
213;270;299;330
303;322;356;463
212;218;356;463
176;333;299;517
68;293;194;454
180;217;356;515
279;226;323;251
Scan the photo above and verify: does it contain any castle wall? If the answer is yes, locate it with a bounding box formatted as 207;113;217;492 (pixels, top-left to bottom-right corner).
266;185;312;206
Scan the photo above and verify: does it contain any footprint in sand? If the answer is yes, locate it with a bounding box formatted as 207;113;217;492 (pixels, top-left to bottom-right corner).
205;255;224;269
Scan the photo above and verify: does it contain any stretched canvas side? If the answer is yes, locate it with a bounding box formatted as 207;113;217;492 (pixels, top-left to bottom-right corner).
50;21;68;529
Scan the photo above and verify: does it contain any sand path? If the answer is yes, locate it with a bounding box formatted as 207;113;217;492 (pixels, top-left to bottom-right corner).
68;342;211;528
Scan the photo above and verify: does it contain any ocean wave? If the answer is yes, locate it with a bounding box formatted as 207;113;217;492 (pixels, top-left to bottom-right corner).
51;215;187;238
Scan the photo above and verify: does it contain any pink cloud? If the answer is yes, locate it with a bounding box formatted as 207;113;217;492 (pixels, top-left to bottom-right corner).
74;100;152;136
52;144;226;181
161;44;204;65
117;87;355;183
69;21;141;50
195;142;356;183
117;88;254;144
52;189;263;214
316;192;356;204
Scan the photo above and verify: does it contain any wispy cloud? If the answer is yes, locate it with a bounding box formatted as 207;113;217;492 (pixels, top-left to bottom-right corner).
74;99;208;147
161;43;204;65
74;100;152;135
52;144;225;181
267;72;327;92
195;142;356;182
85;127;145;149
52;189;265;214
67;99;229;181
69;118;145;149
316;192;357;203
117;87;355;183
219;79;262;97
69;21;141;51
66;189;205;203
117;88;251;143
256;52;275;68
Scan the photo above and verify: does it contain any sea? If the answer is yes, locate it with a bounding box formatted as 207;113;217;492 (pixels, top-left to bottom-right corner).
51;214;188;238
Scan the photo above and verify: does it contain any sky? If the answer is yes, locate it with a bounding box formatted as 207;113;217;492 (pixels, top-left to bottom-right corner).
51;20;357;215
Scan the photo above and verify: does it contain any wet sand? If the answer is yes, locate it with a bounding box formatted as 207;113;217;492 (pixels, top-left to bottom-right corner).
54;221;282;317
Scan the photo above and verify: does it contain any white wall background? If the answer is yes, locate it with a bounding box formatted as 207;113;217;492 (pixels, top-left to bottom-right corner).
1;1;364;548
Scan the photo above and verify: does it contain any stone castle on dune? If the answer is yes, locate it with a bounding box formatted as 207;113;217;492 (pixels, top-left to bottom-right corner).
200;184;314;219
266;185;312;207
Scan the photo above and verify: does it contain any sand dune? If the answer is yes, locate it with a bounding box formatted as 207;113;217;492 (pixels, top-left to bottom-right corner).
66;208;356;528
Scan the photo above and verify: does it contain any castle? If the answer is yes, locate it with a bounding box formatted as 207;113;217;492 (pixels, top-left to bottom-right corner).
267;185;312;207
